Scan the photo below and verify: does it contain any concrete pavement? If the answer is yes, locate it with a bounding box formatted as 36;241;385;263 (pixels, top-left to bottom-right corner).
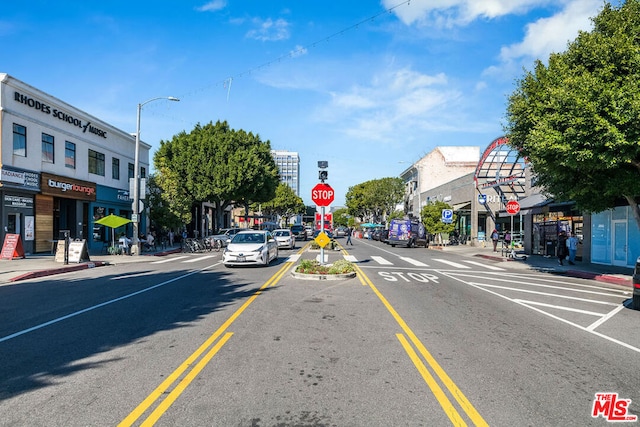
0;240;634;287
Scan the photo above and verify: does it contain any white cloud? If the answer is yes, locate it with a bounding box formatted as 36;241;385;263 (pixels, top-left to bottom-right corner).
289;45;308;58
382;0;554;27
196;0;227;12
499;0;601;63
246;18;290;41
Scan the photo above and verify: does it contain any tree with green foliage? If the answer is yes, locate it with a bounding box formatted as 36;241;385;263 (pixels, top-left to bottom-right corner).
332;208;350;227
345;177;404;223
147;174;183;234
420;201;456;244
154;121;279;230
387;210;405;222
505;0;640;231
259;183;306;226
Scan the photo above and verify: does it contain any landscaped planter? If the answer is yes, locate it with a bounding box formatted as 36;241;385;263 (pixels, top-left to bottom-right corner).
292;259;356;281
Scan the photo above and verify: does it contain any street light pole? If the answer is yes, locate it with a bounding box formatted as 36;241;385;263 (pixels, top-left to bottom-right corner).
132;96;179;255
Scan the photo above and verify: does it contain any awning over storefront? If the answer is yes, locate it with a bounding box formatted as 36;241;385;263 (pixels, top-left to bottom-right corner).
452;202;471;211
518;193;551;215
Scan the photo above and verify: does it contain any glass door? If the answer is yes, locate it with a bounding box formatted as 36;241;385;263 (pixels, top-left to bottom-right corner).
612;220;628;266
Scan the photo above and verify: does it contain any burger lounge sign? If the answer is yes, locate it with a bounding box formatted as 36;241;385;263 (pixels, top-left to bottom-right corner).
41;173;96;201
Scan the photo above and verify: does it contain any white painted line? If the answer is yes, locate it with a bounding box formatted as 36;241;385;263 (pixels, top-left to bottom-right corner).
287;254;301;263
151;256;189;264
183;255;216;263
316;254;328;263
371;256;393;265
513;299;602;316
471;282;620;306
432;258;470;269
586;304;626;331
344;255;358;263
464;260;504;271
0;267;212;343
399;257;428;267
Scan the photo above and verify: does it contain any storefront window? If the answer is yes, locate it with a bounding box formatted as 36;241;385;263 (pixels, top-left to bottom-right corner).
591;210;611;264
13;123;26;156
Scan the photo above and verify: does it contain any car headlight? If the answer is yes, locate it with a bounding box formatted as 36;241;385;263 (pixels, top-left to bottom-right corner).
253;246;264;252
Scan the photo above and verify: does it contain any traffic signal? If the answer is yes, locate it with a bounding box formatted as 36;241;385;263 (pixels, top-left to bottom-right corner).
319;170;328;182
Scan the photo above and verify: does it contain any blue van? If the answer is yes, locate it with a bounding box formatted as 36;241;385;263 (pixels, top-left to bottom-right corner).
388;218;427;248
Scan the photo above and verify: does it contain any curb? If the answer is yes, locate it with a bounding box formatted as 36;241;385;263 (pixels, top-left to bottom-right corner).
290;271;357;281
9;261;108;282
564;270;632;287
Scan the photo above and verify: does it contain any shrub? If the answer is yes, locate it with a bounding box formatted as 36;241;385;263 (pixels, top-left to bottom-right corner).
295;259;355;275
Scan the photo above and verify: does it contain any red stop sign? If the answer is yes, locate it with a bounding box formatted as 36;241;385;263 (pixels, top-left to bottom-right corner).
506;200;520;215
311;183;335;207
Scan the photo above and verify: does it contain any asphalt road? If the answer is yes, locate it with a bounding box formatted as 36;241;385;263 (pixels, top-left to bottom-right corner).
0;239;638;426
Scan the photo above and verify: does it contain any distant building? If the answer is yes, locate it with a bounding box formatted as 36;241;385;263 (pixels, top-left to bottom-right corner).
271;150;300;196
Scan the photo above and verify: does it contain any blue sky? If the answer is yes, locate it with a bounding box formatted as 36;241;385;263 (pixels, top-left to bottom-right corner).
2;0;604;206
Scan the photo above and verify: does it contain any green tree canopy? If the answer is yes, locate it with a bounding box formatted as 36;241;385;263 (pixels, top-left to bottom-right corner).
147;174;183;233
504;0;640;230
420;201;456;237
259;183;306;226
154;120;279;229
345;177;404;223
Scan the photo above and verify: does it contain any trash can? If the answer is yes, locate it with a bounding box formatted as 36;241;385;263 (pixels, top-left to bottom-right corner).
632;256;640;310
545;240;555;256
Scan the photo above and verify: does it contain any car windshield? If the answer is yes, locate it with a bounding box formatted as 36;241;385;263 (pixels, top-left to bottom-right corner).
274;231;290;237
232;233;266;244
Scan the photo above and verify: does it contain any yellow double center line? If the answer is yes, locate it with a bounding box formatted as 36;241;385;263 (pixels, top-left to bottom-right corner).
118;261;294;427
353;261;488;427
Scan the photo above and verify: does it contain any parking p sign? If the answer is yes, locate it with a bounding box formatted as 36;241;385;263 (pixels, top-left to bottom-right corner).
441;209;453;224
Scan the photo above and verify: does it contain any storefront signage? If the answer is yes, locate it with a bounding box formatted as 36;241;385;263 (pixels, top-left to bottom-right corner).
117;189;132;201
13;91;108;138
0;166;40;190
3;195;33;208
41;173;96;201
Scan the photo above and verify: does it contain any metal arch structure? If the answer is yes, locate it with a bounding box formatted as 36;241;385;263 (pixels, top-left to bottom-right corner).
473;136;528;219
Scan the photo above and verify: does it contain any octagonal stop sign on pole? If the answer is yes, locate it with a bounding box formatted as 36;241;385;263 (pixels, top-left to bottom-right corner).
311;183;335;207
506;200;520;215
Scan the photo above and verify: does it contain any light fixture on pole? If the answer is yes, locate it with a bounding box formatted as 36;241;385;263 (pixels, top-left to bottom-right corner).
132;96;179;255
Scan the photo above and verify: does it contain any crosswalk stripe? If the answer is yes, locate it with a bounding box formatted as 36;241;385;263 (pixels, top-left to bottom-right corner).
316;254;328;263
344;255;358;263
287;254;301;263
371;256;393;265
183;255;216;263
432;258;470;269
399;257;428;267
463;260;504;271
151;256;189;264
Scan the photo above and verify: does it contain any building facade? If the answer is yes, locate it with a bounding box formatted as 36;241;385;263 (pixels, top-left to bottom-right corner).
271;150;300;196
1;74;149;254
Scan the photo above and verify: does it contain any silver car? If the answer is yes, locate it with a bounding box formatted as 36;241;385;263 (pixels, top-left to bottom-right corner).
223;230;279;267
273;229;296;249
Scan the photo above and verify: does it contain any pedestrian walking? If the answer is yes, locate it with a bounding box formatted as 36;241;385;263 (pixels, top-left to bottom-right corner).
168;229;175;247
491;229;500;252
345;227;353;245
566;232;579;265
557;231;568;265
504;231;512;248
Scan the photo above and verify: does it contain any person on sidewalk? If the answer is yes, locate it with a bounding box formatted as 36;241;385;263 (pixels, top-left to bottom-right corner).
557;231;568;265
566;232;579;265
491;229;500;252
345;227;353;245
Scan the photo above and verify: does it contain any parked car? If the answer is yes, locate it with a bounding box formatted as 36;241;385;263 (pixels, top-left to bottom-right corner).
273;229;296;249
387;218;427;247
223;230;278;267
335;226;348;237
290;224;307;241
208;228;242;247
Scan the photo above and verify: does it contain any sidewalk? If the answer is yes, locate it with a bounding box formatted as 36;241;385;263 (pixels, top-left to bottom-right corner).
0;245;182;284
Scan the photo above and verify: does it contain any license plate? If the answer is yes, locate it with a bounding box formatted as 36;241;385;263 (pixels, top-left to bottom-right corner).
237;256;246;262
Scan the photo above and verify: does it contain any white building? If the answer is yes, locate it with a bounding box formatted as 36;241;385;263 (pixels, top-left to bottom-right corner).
0;74;149;254
271;150;300;196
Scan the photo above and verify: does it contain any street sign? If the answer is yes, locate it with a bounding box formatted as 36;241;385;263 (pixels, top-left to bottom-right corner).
441;209;453;224
478;194;487;204
311;183;335;207
506;200;520;215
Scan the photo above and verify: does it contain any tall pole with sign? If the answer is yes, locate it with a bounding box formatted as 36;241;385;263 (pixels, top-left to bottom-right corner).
312;161;333;264
506;200;520;248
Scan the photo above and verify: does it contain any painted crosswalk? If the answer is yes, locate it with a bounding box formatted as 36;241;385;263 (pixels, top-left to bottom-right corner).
147;252;505;272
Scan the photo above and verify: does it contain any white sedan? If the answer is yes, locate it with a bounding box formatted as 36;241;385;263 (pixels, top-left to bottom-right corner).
223;230;279;267
273;229;296;249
